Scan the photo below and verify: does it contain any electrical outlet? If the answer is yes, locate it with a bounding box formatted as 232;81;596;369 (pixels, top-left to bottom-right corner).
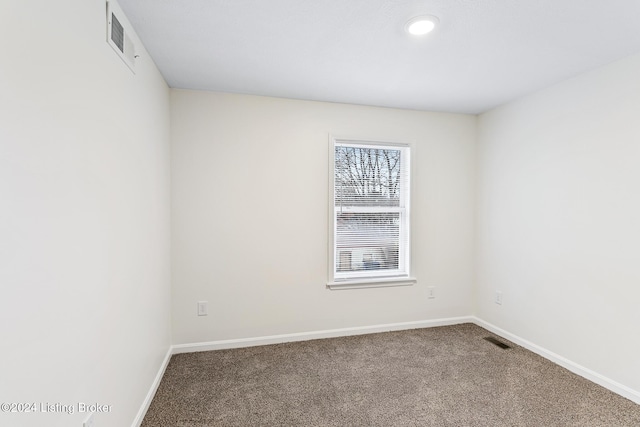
83;412;95;427
197;301;208;316
495;291;503;305
427;286;436;299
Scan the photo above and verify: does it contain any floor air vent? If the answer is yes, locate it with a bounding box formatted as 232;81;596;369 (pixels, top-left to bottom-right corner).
484;336;511;349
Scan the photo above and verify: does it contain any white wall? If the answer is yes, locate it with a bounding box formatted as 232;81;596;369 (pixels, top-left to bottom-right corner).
0;1;171;426
476;53;640;395
6;0;637;421
171;90;476;344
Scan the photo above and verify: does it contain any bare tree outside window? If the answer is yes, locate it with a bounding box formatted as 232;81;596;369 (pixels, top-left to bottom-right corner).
335;146;402;206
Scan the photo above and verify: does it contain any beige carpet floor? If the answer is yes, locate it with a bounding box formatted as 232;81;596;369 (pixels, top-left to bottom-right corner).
142;323;640;426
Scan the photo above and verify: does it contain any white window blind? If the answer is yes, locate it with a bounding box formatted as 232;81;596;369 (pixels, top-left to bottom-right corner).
331;139;411;283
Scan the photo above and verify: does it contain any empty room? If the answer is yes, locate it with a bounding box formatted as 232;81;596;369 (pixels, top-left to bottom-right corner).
2;0;640;426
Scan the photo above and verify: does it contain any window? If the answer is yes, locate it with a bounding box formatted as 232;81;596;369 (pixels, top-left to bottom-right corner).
328;137;414;289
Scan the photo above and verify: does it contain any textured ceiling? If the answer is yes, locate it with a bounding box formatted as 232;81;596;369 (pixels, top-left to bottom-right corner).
118;0;640;114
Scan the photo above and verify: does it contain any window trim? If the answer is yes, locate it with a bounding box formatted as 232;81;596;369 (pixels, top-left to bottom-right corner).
327;276;417;290
327;135;414;289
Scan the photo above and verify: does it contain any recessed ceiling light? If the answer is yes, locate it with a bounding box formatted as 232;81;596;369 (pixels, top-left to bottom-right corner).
405;15;439;36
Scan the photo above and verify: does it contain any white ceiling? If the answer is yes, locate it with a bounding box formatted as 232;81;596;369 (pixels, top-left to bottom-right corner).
118;0;640;114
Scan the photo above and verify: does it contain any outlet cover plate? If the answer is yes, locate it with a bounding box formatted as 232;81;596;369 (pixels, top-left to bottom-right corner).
197;301;208;316
495;291;503;305
83;412;95;427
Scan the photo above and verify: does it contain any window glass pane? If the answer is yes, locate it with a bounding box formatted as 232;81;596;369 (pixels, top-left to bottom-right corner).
334;146;402;208
336;212;400;272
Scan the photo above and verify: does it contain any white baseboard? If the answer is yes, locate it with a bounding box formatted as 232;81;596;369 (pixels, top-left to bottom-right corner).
172;316;474;354
472;317;640;405
131;346;173;427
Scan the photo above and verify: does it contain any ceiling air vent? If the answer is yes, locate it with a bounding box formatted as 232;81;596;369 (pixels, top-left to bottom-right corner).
106;1;137;73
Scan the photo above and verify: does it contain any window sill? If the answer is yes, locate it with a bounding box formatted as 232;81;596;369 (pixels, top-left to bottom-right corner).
327;277;417;290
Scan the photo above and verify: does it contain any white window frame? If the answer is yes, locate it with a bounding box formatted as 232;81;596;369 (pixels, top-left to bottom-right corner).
327;136;416;290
